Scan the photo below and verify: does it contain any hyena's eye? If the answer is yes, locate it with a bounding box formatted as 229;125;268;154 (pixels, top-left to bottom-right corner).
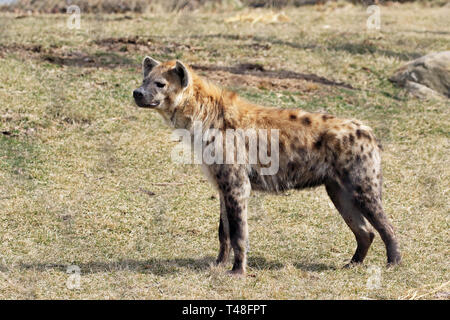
155;81;166;88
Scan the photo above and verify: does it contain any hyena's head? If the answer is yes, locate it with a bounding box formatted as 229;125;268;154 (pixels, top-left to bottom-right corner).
133;56;191;112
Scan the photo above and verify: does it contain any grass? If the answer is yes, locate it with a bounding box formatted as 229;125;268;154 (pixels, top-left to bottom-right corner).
0;3;449;299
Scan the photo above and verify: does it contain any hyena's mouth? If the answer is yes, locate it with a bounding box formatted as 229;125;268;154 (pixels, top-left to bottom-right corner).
136;100;160;108
144;101;160;108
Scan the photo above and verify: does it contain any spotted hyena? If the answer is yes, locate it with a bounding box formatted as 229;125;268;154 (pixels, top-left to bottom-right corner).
133;57;401;276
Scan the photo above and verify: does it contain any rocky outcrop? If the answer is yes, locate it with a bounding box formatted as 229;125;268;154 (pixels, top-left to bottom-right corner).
390;51;450;99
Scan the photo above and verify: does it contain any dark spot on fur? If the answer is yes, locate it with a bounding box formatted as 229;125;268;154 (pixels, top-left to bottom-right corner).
220;183;231;193
332;152;338;163
356;129;372;141
334;140;342;153
226;194;238;208
322;114;333;121
342;135;349;148
349;134;355;145
290;142;297;151
356;129;362;139
302;116;312;126
290;114;297;120
287;161;298;174
339;168;351;187
377;141;383;150
297;146;307;155
314;134;324;149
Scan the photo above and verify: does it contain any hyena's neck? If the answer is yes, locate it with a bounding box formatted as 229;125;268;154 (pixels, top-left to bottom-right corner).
174;75;242;132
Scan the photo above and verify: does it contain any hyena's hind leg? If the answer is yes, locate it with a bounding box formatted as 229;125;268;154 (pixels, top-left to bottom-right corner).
216;193;231;266
337;159;401;266
325;180;376;267
350;185;401;266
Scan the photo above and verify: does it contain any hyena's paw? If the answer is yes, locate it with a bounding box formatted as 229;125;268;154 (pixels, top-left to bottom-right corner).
215;253;230;266
387;255;402;268
226;269;245;277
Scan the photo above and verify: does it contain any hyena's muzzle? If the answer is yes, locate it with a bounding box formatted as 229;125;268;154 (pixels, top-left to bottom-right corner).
133;87;160;108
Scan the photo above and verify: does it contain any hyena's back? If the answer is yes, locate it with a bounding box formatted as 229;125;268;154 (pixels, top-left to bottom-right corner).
247;108;382;197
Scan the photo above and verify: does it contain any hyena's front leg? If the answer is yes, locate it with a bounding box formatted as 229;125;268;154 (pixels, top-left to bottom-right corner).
225;193;249;275
216;194;231;265
215;165;250;276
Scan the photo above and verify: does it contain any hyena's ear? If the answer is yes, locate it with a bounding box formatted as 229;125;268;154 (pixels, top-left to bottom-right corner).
142;56;160;78
173;60;191;89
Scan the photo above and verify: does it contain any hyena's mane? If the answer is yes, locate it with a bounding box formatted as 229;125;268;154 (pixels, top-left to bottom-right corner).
181;70;250;132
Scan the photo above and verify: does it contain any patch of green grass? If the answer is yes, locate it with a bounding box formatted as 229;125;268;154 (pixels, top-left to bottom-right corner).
0;135;47;184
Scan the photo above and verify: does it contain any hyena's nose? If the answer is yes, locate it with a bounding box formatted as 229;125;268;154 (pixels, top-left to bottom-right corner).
133;89;143;99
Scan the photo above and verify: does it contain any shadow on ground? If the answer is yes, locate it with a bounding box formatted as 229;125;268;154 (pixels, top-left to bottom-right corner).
293;261;336;272
42;51;135;69
191;63;355;89
190;33;424;61
15;255;335;275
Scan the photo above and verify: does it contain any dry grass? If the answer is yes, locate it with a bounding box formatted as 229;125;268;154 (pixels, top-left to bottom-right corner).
0;3;449;299
1;0;244;14
1;0;155;14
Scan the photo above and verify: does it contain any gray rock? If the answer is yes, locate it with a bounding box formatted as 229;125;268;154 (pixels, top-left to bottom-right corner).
390;51;450;99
